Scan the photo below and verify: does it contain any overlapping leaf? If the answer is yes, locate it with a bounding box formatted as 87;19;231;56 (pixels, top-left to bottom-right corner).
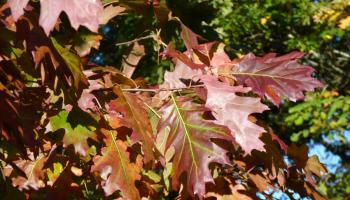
73;31;103;57
39;0;103;35
107;86;155;163
51;37;87;89
48;111;97;156
8;0;29;21
91;129;141;199
201;75;269;154
160;60;202;99
11;156;47;190
231;52;324;106
9;0;104;35
1;2;328;199
157;94;234;197
98;5;125;25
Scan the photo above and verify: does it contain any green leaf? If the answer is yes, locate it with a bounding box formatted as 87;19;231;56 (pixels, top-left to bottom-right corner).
51;37;86;89
49;111;97;156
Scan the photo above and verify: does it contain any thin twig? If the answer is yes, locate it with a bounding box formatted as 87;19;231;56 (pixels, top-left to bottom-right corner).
121;84;205;93
116;35;154;46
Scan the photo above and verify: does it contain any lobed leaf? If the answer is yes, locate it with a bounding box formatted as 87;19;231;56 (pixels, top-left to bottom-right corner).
157;94;234;198
201;75;269;154
91;129;141;199
231;52;324;106
107;86;156;163
48;111;97;156
11;155;47;191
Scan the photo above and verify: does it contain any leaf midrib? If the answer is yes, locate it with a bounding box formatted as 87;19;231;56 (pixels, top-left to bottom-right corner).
108;130;132;193
170;94;198;170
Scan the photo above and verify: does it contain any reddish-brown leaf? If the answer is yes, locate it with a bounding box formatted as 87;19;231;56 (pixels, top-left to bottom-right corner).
231;52;324;106
180;23;199;51
157;95;233;198
205;177;252;200
107;86;156;163
163;42;206;69
248;173;272;192
305;155;327;178
305;155;327;185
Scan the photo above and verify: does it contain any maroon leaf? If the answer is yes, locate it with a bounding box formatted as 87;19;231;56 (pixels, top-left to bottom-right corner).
157;94;233;198
269;131;288;153
180;23;199;51
231;52;324;106
201;75;268;154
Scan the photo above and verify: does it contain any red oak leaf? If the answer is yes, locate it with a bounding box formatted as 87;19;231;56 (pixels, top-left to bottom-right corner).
8;0;30;21
91;129;141;199
39;0;103;35
11;155;47;191
107;86;156;163
160;60;202;99
163;42;206;69
201;75;269;154
231;52;324;106
98;5;126;25
157;95;233;198
48;111;97;156
180;23;199;51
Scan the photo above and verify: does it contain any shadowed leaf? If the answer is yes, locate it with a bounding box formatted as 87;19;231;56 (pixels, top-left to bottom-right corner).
48;111;97;156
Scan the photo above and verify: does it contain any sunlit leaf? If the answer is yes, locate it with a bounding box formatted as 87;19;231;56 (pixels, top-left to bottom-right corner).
157;94;233;197
91;129;141;199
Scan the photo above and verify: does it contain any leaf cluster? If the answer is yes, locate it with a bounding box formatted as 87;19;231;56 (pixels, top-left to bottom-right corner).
0;0;328;199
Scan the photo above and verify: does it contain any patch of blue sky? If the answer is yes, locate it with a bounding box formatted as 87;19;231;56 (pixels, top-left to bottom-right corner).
308;140;342;174
258;188;312;200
